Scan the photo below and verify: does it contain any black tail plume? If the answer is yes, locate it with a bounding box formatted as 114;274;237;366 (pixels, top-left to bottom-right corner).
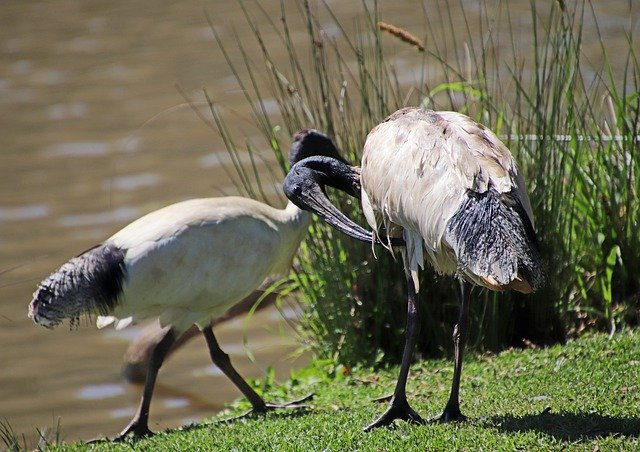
29;244;126;328
446;188;544;292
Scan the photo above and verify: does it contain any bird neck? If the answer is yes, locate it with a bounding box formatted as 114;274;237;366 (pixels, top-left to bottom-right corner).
266;200;311;278
283;199;312;231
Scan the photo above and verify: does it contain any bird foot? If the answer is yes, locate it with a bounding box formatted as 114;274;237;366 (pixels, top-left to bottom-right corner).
219;393;314;423
112;420;154;442
430;403;467;423
363;397;426;432
262;392;314;410
85;436;110;444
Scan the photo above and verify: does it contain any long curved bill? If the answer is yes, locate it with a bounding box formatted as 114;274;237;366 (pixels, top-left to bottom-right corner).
300;183;377;243
284;157;405;246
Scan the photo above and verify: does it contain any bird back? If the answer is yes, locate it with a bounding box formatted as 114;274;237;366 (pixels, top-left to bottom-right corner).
361;107;542;293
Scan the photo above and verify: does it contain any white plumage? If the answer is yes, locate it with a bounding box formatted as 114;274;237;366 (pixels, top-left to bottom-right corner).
29;197;310;440
97;197;308;332
360;108;537;293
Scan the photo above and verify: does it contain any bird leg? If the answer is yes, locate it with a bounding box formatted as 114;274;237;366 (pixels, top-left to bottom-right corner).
434;280;471;423
202;326;312;420
114;328;177;441
363;272;425;431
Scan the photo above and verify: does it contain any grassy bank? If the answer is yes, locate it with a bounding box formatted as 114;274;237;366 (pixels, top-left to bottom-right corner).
32;330;638;450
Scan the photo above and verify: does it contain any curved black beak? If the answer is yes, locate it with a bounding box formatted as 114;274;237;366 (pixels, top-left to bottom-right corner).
284;156;405;247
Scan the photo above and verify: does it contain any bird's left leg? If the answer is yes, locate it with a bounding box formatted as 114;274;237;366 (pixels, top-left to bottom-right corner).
202;326;312;419
363;271;425;431
435;279;471;422
114;327;177;441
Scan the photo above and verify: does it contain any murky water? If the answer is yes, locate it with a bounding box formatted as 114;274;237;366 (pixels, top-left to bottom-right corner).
0;0;635;445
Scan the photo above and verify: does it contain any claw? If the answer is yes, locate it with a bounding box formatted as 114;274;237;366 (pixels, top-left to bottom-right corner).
85;436;109;444
219;393;314;423
112;421;154;442
430;402;467;423
263;392;314;410
363;396;425;432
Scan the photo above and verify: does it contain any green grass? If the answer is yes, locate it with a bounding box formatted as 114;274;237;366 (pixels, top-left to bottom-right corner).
43;330;639;451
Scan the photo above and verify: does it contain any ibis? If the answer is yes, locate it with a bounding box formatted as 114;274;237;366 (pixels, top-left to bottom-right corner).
284;107;543;430
28;129;348;440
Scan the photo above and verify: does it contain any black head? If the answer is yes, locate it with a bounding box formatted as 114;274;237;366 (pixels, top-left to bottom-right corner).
288;129;348;168
283;155;405;246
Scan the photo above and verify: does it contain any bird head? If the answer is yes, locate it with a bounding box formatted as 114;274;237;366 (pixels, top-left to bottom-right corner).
288;129;349;169
284;152;405;246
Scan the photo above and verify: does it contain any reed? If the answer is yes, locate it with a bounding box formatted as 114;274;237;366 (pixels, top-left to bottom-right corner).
208;0;639;364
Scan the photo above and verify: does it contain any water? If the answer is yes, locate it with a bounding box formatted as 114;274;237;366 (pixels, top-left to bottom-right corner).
0;0;635;445
0;1;311;443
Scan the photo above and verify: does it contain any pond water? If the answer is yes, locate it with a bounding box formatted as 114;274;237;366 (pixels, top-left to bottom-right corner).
0;0;635;445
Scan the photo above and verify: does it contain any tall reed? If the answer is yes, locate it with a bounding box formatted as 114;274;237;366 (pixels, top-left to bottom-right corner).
207;0;639;364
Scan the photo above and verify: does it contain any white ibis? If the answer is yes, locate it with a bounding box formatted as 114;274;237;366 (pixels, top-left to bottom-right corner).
28;129;349;440
284;107;543;430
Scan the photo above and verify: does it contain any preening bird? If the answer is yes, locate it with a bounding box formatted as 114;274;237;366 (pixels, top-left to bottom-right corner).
284;107;543;430
28;129;347;440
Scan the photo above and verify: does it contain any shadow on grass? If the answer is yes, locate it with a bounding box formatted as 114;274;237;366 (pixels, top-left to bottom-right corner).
484;410;640;441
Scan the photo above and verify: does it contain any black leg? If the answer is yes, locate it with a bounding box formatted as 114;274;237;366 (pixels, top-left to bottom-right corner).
202;326;311;418
436;280;471;422
363;271;425;431
114;327;177;441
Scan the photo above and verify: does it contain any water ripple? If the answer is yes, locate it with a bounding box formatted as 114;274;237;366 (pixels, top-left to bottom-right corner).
78;384;125;400
165;398;189;409
0;204;49;222
109;407;135;419
103;173;160;191
41;141;109;158
46;102;88;120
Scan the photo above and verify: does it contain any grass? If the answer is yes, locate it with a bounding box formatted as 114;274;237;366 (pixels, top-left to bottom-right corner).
37;330;640;450
200;0;640;366
1;416;62;452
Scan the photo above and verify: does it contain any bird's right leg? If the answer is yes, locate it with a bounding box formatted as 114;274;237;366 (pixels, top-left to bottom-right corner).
114;327;177;441
363;272;425;431
202;326;311;419
433;279;471;423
